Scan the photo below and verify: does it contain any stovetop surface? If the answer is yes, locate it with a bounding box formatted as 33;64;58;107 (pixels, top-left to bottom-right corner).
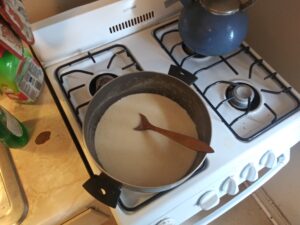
45;18;300;217
55;20;300;143
153;20;300;142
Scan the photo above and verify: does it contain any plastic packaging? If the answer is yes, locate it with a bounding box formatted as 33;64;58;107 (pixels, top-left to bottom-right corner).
0;106;29;148
0;0;35;44
0;47;44;103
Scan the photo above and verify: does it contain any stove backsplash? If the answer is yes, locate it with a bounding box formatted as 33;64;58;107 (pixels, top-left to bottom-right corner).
32;0;182;67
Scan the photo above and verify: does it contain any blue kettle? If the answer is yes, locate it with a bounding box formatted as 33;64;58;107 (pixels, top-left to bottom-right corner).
178;0;255;56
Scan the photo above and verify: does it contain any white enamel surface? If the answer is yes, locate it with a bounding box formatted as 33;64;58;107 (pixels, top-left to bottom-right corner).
197;191;220;211
259;151;276;169
32;0;181;67
156;218;177;225
240;164;259;182
35;2;300;224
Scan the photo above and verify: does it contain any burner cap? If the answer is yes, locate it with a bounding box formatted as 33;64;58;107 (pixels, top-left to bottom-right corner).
89;73;117;95
226;82;260;111
182;43;207;59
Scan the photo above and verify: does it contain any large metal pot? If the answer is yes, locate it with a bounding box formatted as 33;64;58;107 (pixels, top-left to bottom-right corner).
82;71;211;208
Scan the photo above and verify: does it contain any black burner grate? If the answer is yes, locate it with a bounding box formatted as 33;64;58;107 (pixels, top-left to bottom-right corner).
55;44;143;126
153;20;300;142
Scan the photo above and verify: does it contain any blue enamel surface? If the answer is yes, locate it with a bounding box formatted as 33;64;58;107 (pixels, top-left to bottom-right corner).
178;4;249;56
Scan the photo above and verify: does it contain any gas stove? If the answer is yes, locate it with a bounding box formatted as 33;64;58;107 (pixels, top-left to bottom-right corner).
31;1;300;225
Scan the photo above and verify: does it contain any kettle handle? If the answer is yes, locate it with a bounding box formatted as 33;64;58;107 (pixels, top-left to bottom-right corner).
240;0;256;11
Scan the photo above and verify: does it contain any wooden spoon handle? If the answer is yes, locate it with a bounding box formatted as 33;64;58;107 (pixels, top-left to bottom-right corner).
149;125;214;153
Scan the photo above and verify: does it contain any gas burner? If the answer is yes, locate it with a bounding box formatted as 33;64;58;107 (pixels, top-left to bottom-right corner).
89;73;117;95
226;82;260;111
55;44;142;125
181;43;207;59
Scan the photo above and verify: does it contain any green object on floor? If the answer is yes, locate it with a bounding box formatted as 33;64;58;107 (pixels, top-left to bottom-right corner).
0;106;29;148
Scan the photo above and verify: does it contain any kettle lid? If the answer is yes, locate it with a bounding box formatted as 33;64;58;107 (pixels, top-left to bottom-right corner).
200;0;242;15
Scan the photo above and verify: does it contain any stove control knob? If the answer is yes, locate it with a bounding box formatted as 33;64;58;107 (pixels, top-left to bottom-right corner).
156;218;177;225
240;163;258;182
278;154;286;164
260;151;276;168
197;191;220;210
221;177;239;195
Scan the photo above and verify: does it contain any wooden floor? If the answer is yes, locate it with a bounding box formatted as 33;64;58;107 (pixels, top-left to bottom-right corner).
184;195;273;225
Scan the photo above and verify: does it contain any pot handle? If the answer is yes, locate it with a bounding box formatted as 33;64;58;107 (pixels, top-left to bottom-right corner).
168;65;197;85
240;0;256;11
83;173;122;208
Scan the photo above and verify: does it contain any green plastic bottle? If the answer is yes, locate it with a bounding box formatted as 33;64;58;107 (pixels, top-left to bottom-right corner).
0;106;29;148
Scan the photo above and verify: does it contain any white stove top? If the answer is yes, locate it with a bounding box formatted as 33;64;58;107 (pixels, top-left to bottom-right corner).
54;19;300;141
31;1;300;224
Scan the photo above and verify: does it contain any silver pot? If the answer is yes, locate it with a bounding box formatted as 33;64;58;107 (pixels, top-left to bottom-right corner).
82;71;211;208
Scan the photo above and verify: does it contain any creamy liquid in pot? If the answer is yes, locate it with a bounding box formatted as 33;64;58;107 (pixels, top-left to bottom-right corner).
94;93;198;187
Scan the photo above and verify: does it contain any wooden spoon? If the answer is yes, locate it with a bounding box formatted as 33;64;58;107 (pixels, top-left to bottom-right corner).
134;113;214;153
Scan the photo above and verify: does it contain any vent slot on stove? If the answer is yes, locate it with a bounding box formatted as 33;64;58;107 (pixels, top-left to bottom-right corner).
109;11;155;34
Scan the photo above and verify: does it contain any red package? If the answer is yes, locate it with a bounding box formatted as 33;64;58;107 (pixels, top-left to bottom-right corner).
0;18;23;59
0;0;34;45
